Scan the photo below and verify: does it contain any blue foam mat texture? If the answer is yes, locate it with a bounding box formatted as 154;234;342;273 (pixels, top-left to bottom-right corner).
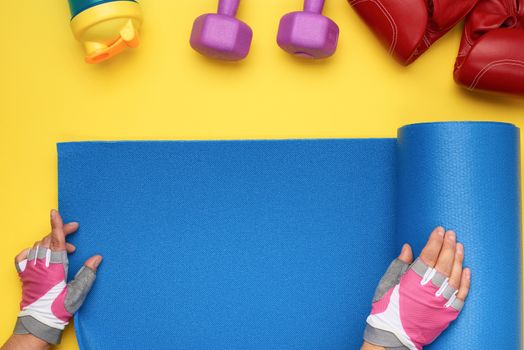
58;122;521;350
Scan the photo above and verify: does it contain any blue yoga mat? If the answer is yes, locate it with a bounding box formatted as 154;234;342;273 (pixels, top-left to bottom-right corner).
58;122;522;350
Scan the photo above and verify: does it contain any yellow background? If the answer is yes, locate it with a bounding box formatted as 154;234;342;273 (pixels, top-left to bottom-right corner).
1;0;523;348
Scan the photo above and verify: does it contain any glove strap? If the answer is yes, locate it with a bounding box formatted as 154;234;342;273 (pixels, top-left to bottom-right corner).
14;316;63;345
364;324;409;350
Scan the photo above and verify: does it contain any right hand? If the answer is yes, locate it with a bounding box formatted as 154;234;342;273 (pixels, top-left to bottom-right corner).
363;227;471;350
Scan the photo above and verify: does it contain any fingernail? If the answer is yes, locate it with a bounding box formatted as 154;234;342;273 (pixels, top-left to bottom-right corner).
436;227;445;236
94;257;103;268
447;231;456;241
50;210;56;219
456;244;464;254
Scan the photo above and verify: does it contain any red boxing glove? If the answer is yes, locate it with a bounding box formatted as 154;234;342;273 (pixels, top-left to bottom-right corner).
349;0;478;65
454;0;524;95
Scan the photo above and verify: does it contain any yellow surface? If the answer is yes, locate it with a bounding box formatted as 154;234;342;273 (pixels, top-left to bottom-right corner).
0;1;523;348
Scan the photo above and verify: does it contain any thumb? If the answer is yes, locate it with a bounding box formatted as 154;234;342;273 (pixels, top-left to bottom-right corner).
372;245;413;302
84;255;103;273
398;244;414;264
64;255;103;315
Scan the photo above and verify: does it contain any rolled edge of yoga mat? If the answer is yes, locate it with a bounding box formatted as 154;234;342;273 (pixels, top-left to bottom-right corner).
396;121;522;349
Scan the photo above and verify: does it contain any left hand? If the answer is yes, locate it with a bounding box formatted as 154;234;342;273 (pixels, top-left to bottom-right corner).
13;210;102;345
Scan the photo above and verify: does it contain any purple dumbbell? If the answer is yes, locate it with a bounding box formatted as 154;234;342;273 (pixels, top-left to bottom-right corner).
190;0;253;61
277;0;339;59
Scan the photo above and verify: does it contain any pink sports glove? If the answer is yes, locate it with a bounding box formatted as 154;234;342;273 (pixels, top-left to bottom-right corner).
14;246;96;344
364;258;464;350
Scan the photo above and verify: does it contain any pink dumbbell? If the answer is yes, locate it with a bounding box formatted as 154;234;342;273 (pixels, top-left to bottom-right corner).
277;0;339;59
190;0;253;61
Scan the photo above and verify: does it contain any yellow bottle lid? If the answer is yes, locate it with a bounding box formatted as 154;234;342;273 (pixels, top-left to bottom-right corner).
70;1;143;64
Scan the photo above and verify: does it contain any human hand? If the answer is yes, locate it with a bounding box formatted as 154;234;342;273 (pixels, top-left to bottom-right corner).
363;227;471;350
11;210;102;345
